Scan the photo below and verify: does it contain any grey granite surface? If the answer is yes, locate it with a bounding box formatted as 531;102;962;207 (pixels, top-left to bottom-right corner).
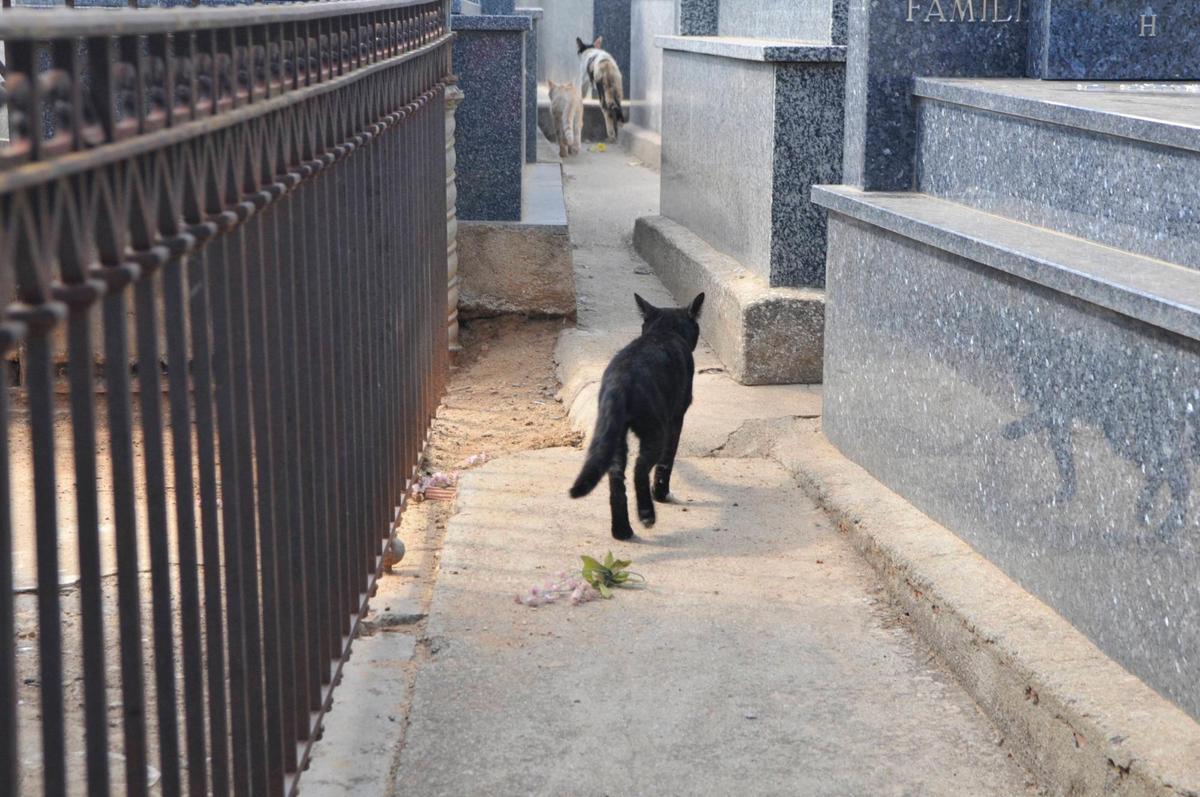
518;7;541;162
841;0;1027;190
821;211;1200;722
716;0;831;42
812;186;1200;343
452;24;527;220
480;0;515;13
630;0;675;133
657;35;846;62
829;0;848;45
677;0;718;35
1027;0;1200;80
521;162;568;225
594;0;633;88
914;77;1200;154
535;0;593;84
453;12;533;30
662;51;776;283
915;88;1200;269
452;0;483;12
661;49;843;287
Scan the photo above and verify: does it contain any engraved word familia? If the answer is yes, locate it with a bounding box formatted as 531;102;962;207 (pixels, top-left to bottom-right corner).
905;0;1023;23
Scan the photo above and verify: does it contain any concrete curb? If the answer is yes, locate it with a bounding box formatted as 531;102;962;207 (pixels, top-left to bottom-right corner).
633;214;824;385
771;428;1200;797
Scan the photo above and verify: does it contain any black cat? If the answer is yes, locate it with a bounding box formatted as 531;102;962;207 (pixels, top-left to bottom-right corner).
569;292;705;539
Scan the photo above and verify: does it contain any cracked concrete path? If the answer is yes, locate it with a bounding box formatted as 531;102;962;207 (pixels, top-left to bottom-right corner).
396;450;1035;795
390;148;1036;795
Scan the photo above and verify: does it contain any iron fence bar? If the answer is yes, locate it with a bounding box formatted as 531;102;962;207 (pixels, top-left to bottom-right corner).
0;322;23;797
10;301;65;797
134;246;185;797
263;189;304;773
242;195;288;797
363;116;385;574
207;228;254;797
161;239;211;797
98;253;151;797
230;220;270;797
53;168;114;797
296;154;330;708
185;237;233;797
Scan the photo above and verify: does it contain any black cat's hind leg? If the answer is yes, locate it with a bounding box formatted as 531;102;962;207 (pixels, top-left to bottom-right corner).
653;415;684;503
634;433;662;528
608;436;634;540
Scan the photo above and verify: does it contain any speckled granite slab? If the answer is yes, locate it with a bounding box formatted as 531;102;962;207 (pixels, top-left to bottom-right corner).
818;204;1200;722
452;15;530;220
677;0;718;35
913;77;1200;268
594;0;633;87
1028;0;1200;80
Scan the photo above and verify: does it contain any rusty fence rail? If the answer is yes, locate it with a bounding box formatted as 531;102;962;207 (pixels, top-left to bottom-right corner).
0;1;451;794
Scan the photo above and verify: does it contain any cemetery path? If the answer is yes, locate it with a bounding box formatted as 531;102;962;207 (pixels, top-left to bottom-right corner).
382;148;1038;795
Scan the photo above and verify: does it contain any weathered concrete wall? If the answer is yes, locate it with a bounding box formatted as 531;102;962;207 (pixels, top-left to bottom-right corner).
629;0;673;134
537;0;595;84
457;222;576;318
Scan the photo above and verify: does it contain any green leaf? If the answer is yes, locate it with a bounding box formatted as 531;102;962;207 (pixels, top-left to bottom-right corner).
610;559;632;571
581;555;603;573
597;582;612;599
604;551;615;568
611;572;629;583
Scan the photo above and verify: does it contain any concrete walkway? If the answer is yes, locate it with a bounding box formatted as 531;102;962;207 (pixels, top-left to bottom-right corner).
391;148;1036;795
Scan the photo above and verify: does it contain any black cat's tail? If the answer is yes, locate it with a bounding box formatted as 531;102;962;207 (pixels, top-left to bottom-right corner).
569;387;626;498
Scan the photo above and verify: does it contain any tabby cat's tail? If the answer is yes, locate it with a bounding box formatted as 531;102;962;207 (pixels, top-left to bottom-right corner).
569;387;626;498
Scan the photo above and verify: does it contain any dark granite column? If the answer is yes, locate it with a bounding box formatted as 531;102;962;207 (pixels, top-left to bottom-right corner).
452;14;531;220
840;0;1027;191
593;0;633;84
676;0;717;35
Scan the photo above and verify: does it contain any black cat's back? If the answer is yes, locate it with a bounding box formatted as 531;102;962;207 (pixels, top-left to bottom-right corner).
569;293;705;539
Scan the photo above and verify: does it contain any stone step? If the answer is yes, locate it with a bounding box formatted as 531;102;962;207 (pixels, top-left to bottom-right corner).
913;77;1200;269
812;185;1200;344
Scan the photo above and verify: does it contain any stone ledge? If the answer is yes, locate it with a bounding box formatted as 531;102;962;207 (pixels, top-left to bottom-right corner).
633;214;823;385
774;427;1200;797
458;221;574;318
812;185;1200;343
655;34;846;62
913;77;1200;154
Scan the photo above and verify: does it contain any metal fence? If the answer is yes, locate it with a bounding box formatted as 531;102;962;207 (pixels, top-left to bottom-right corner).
0;1;451;793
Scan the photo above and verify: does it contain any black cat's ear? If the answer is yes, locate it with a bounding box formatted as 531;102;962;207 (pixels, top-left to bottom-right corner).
688;292;705;319
634;293;656;318
576;37;588;53
593;36;604;49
